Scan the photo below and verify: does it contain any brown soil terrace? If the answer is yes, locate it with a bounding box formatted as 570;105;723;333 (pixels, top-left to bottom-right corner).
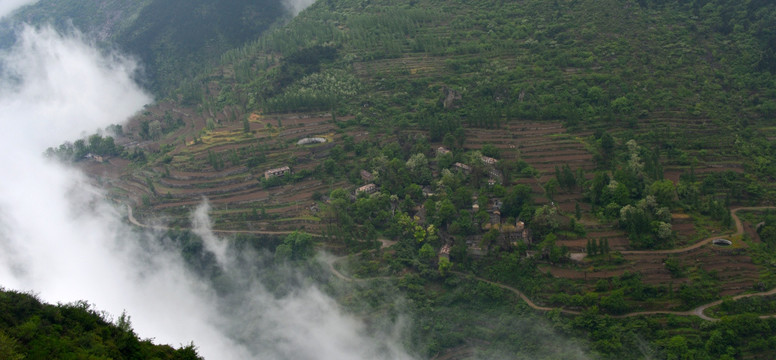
126;196;776;321
318;207;776;321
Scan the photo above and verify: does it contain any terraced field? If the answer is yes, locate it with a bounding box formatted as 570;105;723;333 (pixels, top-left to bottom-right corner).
88;110;363;231
82;95;770;317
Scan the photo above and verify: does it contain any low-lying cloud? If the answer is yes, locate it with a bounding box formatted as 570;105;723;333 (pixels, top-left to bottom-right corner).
0;24;414;360
0;0;38;20
0;25;150;148
191;199;230;268
283;0;317;16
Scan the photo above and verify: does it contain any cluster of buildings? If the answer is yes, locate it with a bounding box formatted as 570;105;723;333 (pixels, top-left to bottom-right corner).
440;147;502;185
437;146;532;256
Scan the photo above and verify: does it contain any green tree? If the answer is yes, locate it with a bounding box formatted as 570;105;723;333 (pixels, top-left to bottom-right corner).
481;143;500;158
437;199;457;226
419;243;436;264
664;335;689;360
588;238;598;255
481;228;501;250
610;96;632;115
650;179;676;206
0;331;23;360
544;178;559;201
437;257;452;276
501;184;532;218
600;132;615;161
443;132;456;150
531;205;559;237
275;231;314;262
600;289;628;314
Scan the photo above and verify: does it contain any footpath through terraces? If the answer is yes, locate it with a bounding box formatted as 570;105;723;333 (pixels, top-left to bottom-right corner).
126;203;776;321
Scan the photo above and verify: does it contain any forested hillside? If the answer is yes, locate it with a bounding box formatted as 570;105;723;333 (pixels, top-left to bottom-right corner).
0;289;201;360
1;0;290;94
40;0;776;358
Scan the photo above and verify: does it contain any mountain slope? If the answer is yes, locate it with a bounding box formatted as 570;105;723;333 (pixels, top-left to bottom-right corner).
1;0;292;95
112;0;776;211
48;0;776;358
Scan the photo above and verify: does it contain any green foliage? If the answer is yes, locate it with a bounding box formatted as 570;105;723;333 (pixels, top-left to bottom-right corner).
266;69;361;113
46;133;122;162
599;289;629;315
500;184;533;219
715;295;776;317
274;231;315;262
0;289;201;360
555;164;578;192
418;243;436;264
206;150;224;171
586;238;609;257
757;211;776;246
650;179;676;207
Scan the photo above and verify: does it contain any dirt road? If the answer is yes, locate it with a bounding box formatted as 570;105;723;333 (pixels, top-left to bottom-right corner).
622;206;773;255
129;201;776;321
126;204;315;236
331;206;776;321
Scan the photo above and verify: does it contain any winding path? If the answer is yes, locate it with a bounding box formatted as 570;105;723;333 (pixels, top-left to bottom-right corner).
323;254;396;283
621;206;772;255
330;206;776;321
128;201;776;320
126;204;317;236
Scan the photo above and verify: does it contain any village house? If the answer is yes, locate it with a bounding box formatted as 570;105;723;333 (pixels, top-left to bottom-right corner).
492;199;503;209
297;137;327;145
453;162;471;173
85;153;104;163
356;183;377;194
487;168;502;181
522;228;532;245
481;155;498;165
466;238;487;256
490;209;501;224
436;146;451;156
438;243;451;259
264;166;291;179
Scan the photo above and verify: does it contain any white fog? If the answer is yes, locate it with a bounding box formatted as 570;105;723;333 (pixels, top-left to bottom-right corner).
0;24;414;360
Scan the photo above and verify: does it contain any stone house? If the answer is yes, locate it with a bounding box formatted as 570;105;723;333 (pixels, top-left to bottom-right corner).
265;166;291;179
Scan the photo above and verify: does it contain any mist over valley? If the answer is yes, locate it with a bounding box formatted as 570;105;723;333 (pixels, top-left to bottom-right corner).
3;0;776;359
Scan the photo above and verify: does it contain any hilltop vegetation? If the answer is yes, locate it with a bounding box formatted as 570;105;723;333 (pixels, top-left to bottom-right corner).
0;289;201;360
